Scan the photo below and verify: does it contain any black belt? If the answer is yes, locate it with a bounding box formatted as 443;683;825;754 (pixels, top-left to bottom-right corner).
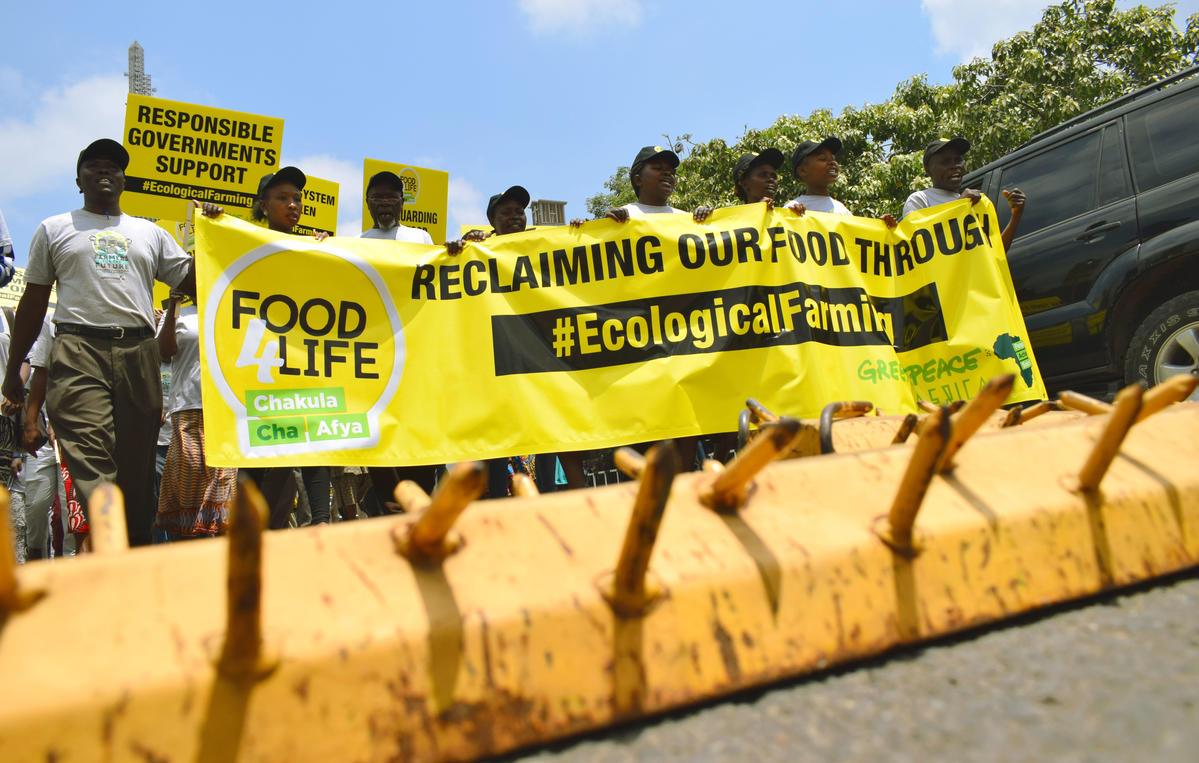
56;323;154;340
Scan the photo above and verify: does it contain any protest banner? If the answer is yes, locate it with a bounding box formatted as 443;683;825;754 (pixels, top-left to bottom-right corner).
121;94;284;221
195;198;1046;467
362;158;448;243
0;268;56;310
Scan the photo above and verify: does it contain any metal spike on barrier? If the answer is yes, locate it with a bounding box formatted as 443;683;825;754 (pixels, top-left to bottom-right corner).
891;413;920;444
510;472;539;497
216;477;276;682
602;442;680;617
1059;390;1114;415
700;417;800;512
935;375;1015;472
393;461;486;562
746;398;778;424
88;482;128;555
1018;400;1057;422
614;447;646;480
818;401;874;454
1001;406;1023;427
878;407;951;553
917;399;938;413
1135;374;1199;422
0;488;45;615
1075;383;1144;493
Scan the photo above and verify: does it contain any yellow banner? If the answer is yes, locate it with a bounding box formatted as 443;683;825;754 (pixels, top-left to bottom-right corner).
196;198;1045;467
0;268;57;310
121;94;284;221
362;158;448;244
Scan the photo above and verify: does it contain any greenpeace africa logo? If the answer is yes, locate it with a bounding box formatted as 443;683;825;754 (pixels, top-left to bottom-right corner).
993;333;1034;387
90;231;131;274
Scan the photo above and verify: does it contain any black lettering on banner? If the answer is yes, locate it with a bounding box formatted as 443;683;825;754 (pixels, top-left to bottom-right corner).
491;281;947;376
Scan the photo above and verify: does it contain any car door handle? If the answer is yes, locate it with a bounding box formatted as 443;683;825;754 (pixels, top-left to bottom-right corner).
1076;221;1121;242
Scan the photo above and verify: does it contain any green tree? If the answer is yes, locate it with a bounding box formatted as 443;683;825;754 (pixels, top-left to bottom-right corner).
589;0;1199;218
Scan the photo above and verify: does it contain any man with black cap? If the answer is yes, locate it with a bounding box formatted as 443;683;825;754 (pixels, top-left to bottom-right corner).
786;137;853;215
361;171;434;244
0;138;196;546
903;136;1025;248
732;149;784;206
785;137;897;228
487;185;530;236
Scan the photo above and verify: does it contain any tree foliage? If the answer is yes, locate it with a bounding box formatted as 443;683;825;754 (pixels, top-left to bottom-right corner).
587;0;1199;219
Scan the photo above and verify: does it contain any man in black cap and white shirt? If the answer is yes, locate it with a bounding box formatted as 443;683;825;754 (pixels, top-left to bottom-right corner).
903;137;1025;249
731;149;784;206
1;138;196;546
608;146;689;220
361;171;434;244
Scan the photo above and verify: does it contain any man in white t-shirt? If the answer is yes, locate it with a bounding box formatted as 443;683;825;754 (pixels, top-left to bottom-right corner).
786;138;853;216
902;137;1026;249
1;138;196;547
360;171;435;244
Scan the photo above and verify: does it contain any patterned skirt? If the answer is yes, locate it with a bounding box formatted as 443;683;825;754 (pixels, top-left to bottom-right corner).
156;409;235;537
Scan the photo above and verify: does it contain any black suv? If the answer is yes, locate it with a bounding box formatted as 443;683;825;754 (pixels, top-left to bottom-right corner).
963;66;1199;399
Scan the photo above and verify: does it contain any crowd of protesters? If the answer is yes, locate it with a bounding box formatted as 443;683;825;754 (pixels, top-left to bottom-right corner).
3;135;1025;561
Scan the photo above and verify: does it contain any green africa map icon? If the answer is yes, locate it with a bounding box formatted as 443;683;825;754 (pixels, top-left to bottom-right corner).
993;333;1034;387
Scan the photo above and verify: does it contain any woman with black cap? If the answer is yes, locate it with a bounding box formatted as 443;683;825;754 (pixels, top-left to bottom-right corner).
199;167;332;527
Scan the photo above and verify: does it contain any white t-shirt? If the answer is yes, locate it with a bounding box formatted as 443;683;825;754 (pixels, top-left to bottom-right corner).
166;305;202;415
787;195;852;216
902;188;963;218
29;317;56;369
619;203;687;217
359;225;434;245
25;210;192;329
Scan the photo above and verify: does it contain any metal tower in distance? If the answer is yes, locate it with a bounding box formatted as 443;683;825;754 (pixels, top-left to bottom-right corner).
125;41;156;96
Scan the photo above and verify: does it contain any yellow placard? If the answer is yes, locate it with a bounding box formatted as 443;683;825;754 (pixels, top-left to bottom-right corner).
293;175;339;237
121;94;284;221
196;198;1046;467
362;158;448;244
0;268;57;310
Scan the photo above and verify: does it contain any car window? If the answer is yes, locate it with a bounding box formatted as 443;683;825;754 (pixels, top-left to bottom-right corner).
997;130;1102;237
1097;125;1131;206
1127;84;1199;191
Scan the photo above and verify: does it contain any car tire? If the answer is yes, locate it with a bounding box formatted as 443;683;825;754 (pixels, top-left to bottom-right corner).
1124;290;1199;399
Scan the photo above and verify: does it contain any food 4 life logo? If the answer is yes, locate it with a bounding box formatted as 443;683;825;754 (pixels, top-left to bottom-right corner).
203;236;403;458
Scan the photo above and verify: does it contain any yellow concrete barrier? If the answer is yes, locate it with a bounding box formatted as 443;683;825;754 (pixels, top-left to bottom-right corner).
1;390;1196;761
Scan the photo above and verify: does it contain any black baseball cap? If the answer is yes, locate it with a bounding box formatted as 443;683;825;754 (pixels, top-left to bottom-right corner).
257;166;307;197
486;185;530;222
923;137;970;165
77;138;129;175
629;145;680;189
791;137;842;176
366;171;403;193
732;149;784;199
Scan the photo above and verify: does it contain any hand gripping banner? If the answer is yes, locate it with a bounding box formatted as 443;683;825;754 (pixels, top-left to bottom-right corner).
195;198;1045;467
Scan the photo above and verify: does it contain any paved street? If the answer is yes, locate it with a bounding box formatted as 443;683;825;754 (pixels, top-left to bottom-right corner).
518;571;1199;762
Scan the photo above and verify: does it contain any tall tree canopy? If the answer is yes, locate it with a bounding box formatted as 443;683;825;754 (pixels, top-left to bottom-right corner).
586;0;1199;219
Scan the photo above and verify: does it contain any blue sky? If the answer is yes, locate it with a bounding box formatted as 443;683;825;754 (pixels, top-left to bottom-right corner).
2;0;1196;263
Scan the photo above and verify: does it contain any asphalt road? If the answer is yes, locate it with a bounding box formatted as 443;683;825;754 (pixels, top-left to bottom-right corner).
516;571;1199;762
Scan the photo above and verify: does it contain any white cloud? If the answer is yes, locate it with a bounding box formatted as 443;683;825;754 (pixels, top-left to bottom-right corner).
0;73;127;201
518;0;643;36
923;0;1199;63
447;177;486;237
285;153;364;236
921;0;1049;62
